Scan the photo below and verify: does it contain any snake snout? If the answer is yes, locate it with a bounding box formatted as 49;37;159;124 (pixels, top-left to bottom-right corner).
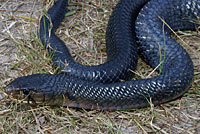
5;83;34;101
5;83;75;106
5;85;47;105
5;74;54;98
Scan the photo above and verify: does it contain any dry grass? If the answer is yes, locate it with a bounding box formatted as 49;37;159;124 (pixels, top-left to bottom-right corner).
0;0;200;133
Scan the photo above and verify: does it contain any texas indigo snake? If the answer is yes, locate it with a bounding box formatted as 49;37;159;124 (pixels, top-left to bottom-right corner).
5;0;199;110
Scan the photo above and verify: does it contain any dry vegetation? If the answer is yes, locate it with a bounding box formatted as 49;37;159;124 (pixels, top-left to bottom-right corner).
0;0;200;133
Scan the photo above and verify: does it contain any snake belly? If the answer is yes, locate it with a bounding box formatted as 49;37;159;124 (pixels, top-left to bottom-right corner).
5;0;199;110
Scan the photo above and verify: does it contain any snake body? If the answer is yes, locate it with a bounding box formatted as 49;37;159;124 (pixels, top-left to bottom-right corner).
5;0;199;110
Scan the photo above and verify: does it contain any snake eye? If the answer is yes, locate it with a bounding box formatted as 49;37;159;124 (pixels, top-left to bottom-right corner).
23;89;30;95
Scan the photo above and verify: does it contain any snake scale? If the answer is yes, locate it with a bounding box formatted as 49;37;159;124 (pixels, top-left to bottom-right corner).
5;0;199;110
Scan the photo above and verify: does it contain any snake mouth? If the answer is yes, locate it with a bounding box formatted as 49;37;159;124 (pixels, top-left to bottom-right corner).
5;85;76;107
5;85;44;104
5;85;27;99
5;85;65;105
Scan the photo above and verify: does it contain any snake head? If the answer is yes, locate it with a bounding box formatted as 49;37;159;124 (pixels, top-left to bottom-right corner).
5;74;58;105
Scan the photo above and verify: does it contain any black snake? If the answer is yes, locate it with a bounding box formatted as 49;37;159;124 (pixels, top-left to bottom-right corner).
5;0;199;110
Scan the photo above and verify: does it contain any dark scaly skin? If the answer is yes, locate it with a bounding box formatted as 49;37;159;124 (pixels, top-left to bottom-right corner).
5;0;199;110
39;0;139;83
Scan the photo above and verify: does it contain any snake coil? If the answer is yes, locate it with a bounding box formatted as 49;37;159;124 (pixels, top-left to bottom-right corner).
5;0;199;110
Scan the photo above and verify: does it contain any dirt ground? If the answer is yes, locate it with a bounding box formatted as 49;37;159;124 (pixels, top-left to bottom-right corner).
0;0;200;134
